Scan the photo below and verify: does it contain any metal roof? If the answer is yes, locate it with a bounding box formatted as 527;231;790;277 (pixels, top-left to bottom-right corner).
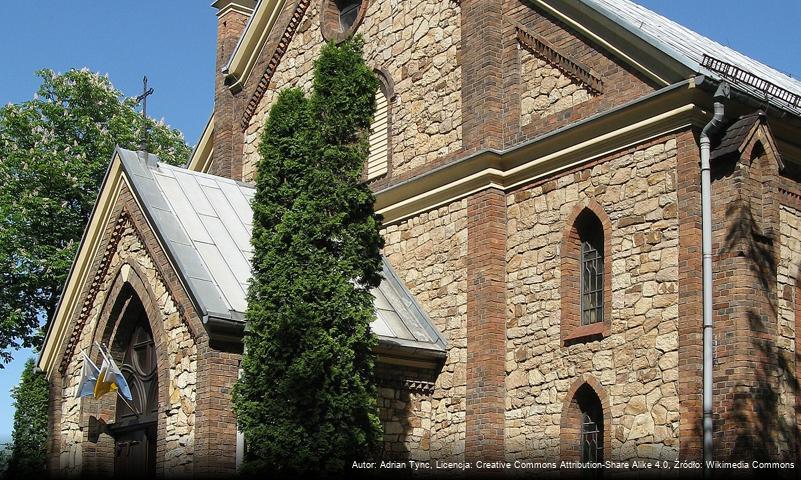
117;148;446;355
584;0;801;116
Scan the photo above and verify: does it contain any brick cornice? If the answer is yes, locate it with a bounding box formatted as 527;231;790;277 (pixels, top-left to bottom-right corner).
240;0;311;131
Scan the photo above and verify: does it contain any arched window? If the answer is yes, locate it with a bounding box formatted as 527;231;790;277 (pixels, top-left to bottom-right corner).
366;69;394;181
338;0;362;31
579;213;604;326
561;378;609;465
560;200;612;344
103;288;158;477
577;385;604;463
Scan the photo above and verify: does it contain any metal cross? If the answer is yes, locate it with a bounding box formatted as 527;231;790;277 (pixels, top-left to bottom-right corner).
135;76;154;152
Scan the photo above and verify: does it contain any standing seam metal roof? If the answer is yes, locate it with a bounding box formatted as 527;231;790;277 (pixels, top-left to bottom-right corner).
584;0;801;116
117;148;446;354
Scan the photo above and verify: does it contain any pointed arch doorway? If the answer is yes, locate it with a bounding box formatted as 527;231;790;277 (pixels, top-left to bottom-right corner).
106;289;159;478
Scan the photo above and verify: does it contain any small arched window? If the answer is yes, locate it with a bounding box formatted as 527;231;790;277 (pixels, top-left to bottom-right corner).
577;385;604;463
561;378;608;465
366;69;394;181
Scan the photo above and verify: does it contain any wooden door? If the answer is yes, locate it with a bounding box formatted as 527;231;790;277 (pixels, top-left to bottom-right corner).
111;309;159;477
114;425;156;478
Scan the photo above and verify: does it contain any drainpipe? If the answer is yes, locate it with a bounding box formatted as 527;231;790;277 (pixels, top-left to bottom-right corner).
700;81;730;466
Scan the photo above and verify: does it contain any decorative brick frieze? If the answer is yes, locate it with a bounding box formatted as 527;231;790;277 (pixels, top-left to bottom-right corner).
516;25;603;95
240;0;311;132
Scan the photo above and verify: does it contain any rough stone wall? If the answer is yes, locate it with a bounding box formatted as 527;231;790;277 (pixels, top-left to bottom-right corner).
774;203;801;452
378;386;431;459
381;200;468;461
375;363;438;461
505;137;680;461
56;219;198;475
241;0;462;182
519;54;591;126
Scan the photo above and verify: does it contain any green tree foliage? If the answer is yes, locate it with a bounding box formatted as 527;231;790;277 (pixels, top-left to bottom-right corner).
233;37;383;475
0;69;191;363
7;359;49;477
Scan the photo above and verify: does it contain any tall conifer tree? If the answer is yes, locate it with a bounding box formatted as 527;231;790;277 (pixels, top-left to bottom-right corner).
233;37;383;474
7;359;48;477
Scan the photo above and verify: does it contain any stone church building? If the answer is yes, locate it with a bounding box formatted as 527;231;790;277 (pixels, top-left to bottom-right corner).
39;0;801;476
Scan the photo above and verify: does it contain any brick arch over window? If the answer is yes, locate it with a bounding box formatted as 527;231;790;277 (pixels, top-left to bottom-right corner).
560;198;612;344
81;262;172;476
560;375;612;462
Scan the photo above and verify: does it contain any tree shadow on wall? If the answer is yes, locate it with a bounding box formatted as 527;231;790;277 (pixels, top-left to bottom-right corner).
724;198;799;465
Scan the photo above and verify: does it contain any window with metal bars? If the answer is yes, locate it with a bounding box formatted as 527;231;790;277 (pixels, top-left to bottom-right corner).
580;227;604;326
578;386;603;465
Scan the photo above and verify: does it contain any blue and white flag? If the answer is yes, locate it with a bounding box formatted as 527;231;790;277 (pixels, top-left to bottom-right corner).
74;350;100;398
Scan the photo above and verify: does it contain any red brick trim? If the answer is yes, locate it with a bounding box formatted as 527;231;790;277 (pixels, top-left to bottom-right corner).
59;213;129;374
676;129;703;460
465;188;507;461
460;0;504;150
560;375;612;462
240;0;311;132
59;209;199;375
560;198;612;345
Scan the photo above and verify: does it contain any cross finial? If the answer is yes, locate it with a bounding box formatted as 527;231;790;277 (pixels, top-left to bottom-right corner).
135;75;154;153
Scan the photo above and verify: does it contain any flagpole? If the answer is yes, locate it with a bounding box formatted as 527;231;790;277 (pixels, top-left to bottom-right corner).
94;342;138;415
116;390;139;415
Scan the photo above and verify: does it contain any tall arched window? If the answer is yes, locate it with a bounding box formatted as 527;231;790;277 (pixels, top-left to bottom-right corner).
560;200;612;344
366;69;394;181
580;214;604;326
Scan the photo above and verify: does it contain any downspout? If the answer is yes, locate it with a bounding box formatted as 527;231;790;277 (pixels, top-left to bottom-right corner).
700;81;730;466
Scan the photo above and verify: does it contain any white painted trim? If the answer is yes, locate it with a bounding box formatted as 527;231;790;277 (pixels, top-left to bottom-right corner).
532;0;671;87
39;156;124;377
375;104;699;225
187;115;215;173
223;0;287;92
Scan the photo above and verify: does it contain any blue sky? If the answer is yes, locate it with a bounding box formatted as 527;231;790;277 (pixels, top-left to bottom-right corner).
0;0;799;445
